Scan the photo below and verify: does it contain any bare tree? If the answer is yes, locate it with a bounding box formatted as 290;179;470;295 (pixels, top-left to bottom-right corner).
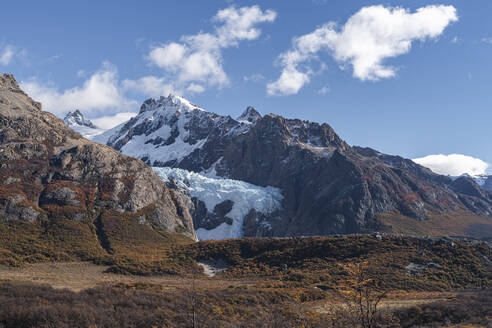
330;262;387;328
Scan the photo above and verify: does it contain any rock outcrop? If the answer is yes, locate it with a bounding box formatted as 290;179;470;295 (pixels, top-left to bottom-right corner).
0;74;196;240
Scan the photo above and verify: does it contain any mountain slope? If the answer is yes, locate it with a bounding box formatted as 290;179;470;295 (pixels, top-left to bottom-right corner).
0;74;196;241
99;95;492;238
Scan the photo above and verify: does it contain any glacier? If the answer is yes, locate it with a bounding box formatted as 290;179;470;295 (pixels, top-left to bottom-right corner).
153;167;283;240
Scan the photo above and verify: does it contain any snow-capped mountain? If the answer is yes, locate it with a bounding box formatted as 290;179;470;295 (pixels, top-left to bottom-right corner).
99;94;492;240
63;110;106;138
102;94;252;171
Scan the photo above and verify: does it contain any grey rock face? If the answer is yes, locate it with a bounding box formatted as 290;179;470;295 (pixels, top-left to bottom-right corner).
0;74;196;241
0;194;41;222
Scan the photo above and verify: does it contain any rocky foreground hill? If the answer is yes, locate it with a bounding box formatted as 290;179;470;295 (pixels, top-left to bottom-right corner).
0;74;196;240
94;95;492;238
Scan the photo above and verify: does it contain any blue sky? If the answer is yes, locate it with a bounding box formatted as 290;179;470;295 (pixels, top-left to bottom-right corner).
1;0;491;175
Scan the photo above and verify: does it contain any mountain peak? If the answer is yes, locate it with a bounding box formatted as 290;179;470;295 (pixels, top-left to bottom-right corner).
237;106;262;123
63;109;97;129
139;94;203;114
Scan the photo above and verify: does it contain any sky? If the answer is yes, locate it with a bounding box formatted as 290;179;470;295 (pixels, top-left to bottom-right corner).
0;0;491;175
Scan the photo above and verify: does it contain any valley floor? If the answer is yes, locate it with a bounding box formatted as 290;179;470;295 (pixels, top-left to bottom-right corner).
0;261;252;292
0;231;490;327
0;262;487;327
0;261;455;308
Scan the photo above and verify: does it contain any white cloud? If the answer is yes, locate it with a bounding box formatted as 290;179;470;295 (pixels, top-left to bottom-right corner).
268;5;457;95
186;83;205;94
413;154;489;176
149;42;187;68
21;62;136;115
268;67;310;96
91;112;137;129
122;76;175;98
148;5;276;92
213;6;277;46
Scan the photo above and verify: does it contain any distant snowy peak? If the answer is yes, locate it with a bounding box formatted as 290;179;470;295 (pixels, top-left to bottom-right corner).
63;109;97;129
237;106;262;123
63;110;106;139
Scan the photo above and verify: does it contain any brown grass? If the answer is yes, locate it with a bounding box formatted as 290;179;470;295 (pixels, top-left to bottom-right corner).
0;261;251;292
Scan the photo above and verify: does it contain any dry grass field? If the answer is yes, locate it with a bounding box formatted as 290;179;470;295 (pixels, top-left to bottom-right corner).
0;260;490;327
0;261;476;310
0;261;251;292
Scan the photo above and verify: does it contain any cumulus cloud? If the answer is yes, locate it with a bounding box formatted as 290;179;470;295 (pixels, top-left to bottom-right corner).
21;62;136;115
91;112;137;129
122;76;175;98
268;5;458;95
413;154;489;176
186;83;205;94
148;5;276;93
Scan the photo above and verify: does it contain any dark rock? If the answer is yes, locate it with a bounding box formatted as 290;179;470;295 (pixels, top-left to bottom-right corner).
191;199;234;230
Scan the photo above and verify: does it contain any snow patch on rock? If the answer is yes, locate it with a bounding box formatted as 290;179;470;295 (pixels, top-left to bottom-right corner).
198;260;229;277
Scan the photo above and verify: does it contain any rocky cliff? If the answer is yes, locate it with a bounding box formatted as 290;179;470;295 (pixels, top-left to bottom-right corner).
0;74;196;240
